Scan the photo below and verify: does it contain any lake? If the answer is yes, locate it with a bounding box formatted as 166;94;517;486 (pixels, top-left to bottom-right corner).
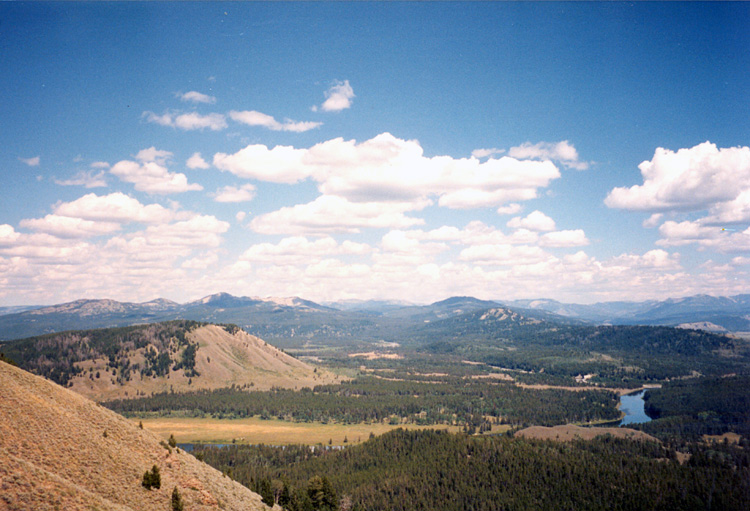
618;389;652;426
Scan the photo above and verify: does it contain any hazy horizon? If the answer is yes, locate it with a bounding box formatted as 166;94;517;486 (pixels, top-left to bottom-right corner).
3;290;747;311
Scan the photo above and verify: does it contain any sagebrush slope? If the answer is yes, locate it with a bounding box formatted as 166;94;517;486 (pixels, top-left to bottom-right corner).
3;322;337;401
0;360;268;511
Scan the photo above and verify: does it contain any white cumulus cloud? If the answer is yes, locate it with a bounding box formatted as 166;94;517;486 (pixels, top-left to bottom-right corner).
508;141;588;170
53;192;176;224
605;142;750;213
471;148;505;159
241;236;370;265
459;243;551;266
174;112;227;131
496;203;522;215
0;224;21;246
111;215;230;253
507;211;556;232
19;215;121;239
142;111;173;127
215;133;561;214
642;213;664;229
136;147;173;165
186;152;210;170
539;229;589;248
181;252;219;270
177;90;217;104
143;111;227;131
249;195;426;235
212;184;257;203
703;190;750;225
55;170;107;188
610;249;682;270
316;80;355;112
213;144;310;184
17;192;179;239
657;220;718;247
111;150;203;194
656;220;750;253
229;110;322;132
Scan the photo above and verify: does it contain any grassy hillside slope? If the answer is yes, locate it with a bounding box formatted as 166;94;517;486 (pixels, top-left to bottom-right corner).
0;360;268;511
2;322;338;401
69;324;337;401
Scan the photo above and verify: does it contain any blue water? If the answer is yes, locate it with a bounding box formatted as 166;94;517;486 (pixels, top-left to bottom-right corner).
178;443;231;452
618;390;652;426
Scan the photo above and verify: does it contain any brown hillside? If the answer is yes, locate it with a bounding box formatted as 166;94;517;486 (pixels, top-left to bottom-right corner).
68;324;338;401
515;424;659;443
0;360;268;511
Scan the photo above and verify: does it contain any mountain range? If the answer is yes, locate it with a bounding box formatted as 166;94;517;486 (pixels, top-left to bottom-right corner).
0;293;747;342
506;294;750;331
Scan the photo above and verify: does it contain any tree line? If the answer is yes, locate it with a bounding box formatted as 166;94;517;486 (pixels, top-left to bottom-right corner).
105;376;621;428
0;320;204;385
630;375;750;446
194;428;750;511
419;322;748;385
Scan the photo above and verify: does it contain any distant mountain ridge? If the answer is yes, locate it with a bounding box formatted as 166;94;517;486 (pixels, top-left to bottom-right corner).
0;293;348;340
0;305;42;316
507;294;750;332
0;292;748;341
322;299;415;314
378;296;506;321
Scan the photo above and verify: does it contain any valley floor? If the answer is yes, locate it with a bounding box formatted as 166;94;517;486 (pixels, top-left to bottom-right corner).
136;416;481;445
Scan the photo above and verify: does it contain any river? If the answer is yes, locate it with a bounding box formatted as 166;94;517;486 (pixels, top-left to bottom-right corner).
618;389;652;426
179;391;654;445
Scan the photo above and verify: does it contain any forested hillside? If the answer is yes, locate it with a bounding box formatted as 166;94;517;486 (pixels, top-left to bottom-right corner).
635;376;750;443
194;428;750;511
0;320;205;386
0;321;334;401
417;318;747;384
106;376;621;428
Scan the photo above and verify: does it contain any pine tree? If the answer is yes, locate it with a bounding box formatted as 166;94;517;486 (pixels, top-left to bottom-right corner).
171;486;184;511
320;477;337;511
279;481;292;508
151;465;161;489
142;470;152;489
0;352;18;366
259;477;274;507
307;476;338;511
142;465;161;490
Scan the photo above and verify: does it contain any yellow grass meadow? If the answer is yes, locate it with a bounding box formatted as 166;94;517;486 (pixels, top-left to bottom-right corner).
137;416;476;446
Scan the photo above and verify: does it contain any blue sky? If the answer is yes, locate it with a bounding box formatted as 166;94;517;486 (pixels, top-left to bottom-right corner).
1;2;749;306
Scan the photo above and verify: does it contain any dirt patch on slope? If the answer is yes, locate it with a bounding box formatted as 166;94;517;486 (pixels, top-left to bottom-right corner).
515;424;659;443
349;351;403;360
